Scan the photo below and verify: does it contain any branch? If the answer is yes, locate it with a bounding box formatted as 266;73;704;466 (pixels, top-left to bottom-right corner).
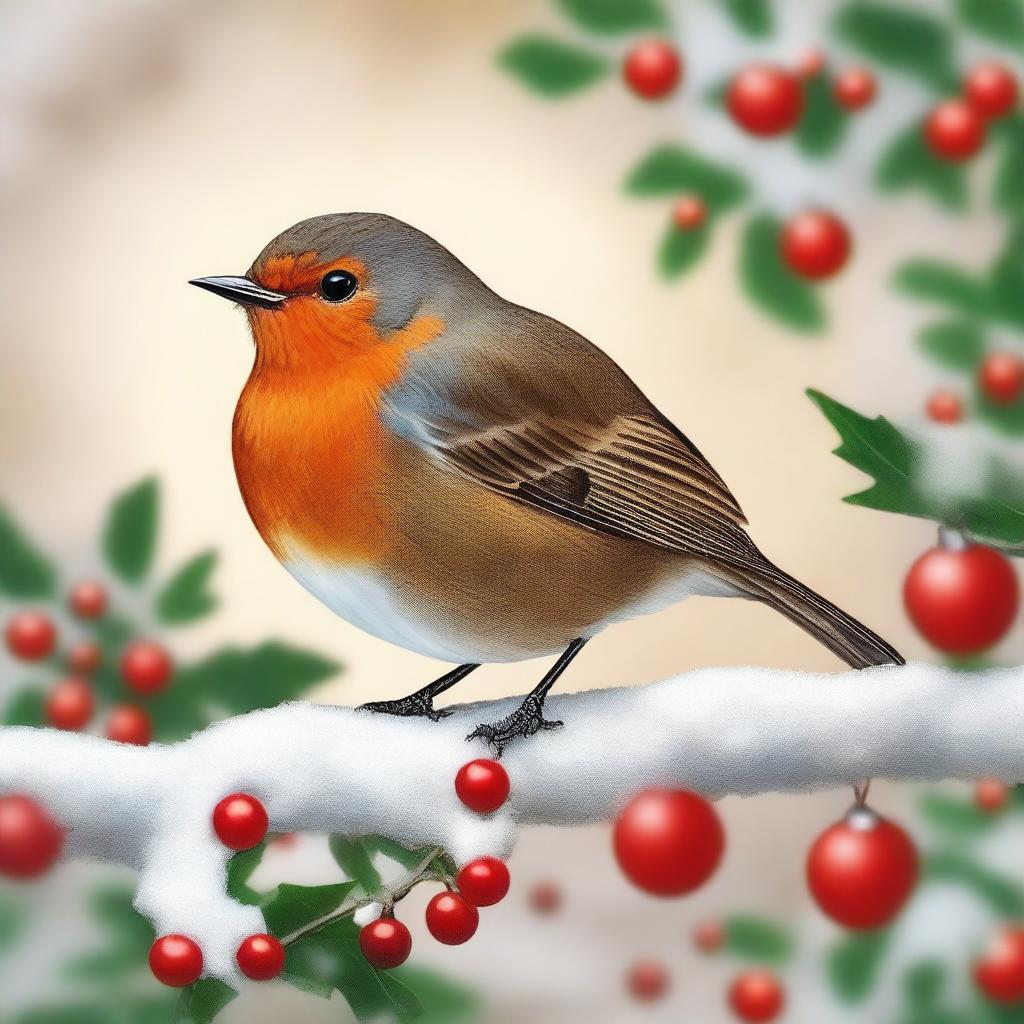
2;661;1020;982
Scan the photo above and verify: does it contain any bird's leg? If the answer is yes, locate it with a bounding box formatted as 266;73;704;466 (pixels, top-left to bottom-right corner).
467;638;589;756
359;663;479;722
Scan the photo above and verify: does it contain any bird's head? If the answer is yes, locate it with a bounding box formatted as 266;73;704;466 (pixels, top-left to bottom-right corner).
191;213;482;370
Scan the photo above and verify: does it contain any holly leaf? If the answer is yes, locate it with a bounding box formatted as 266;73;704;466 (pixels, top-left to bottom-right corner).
102;477;159;585
371;837;429;871
262;881;356;938
724;915;794;963
624;144;748;209
834;1;958;92
391;966;480;1024
893;259;990;316
902;960;947;1013
3;686;45;727
953;0;1024;48
659;222;711;279
827;929;891;1003
65;885;152;981
0;892;26;953
919;320;986;370
714;0;773;36
329;836;383;894
877;121;968;210
975;388;1024;438
0;506;56;598
156;550;218;625
988;225;1024;329
226;842;269;906
173;980;237;1024
920;793;999;837
498;36;610;98
994;116;1024;215
740;214;825;333
795;73;848;158
554;0;667;34
924;851;1024;916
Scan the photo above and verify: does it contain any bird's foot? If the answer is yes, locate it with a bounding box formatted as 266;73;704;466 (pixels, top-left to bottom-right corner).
466;694;563;757
358;690;453;722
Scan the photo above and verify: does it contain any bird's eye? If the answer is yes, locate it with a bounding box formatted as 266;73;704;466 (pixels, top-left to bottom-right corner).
319;270;358;302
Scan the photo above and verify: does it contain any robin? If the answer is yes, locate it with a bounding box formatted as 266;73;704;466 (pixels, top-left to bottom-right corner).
191;213;903;754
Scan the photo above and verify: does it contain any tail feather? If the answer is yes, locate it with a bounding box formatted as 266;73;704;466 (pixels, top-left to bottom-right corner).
724;557;904;670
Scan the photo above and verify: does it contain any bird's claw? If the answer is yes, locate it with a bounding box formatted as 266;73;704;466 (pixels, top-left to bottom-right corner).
465;695;563;756
358;693;453;722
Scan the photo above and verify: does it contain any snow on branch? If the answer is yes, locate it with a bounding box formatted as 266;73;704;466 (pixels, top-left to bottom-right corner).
1;660;1020;982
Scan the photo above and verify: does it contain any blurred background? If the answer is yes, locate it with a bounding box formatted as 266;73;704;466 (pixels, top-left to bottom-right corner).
1;0;1023;1021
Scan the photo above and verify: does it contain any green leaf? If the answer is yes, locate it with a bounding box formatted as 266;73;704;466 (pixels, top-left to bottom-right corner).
954;0;1024;48
174;980;237;1024
877;121;968;210
893;260;990;315
392;966;480;1024
659;222;710;279
554;0;667;34
226;842;268;906
156;550;218;625
371;837;428;871
0;506;56;598
740;214;826;333
903;959;946;1011
994;116;1024;215
974;388;1024;438
498;35;610;98
329;836;383;893
102;477;159;584
624;144;748;208
3;686;45;727
714;0;773;36
827;929;891;1003
834;1;958;91
0;892;25;953
723;915;794;963
795;73;848;158
65;885;153;981
263;881;356;937
919;793;999;837
924;851;1024;915
988;225;1024;329
919;320;986;369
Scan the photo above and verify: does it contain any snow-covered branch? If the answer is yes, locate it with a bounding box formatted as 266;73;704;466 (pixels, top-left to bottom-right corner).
2;660;1020;982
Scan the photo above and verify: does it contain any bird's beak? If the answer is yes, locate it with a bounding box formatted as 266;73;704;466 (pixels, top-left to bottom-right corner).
188;275;287;310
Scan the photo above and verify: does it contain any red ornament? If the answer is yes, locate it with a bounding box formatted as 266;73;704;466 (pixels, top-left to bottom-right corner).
457;856;511;907
68;641;102;674
975;926;1024;1003
965;62;1019;120
236;933;285;980
425;891;479;945
68;580;107;619
0;795;63;879
149;934;203;987
673;195;707;230
975;779;1010;813
926;390;963;424
613;789;724;896
728;970;785;1022
834;67;876;110
627;959;670;1002
5;612;56;662
727;64;804;136
455;759;510;814
693;919;726;954
806;805;918;929
213;793;269;851
45;677;94;732
120;640;173;694
904;541;1019;654
781;209;851;280
979;352;1024;405
924;99;986;160
528;881;562;915
797;48;826;79
360;916;413;969
623;41;682;100
105;704;152;746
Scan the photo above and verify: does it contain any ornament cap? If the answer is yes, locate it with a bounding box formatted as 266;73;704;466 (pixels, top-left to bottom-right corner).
845;805;880;831
938;524;970;551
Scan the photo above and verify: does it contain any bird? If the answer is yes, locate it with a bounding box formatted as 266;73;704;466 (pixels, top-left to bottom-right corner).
191;212;904;754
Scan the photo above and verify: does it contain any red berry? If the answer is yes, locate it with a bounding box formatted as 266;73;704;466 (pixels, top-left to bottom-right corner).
149;934;203;987
781;209;851;279
693;919;726;954
5;612;56;661
727;64;804;136
236;933;285;980
613;789;724;896
965;61;1018;120
976;779;1010;813
45;677;94;732
120;640;173;694
979;352;1024;405
673;195;707;230
425;891;479;945
455;759;510;814
834;67;876;110
926;390;963;424
68;641;102;674
212;793;269;851
68;580;107;619
528;881;562;915
0;795;63;879
728;970;785;1022
623;41;682;100
925;99;986;160
457;856;511;907
105;704;152;746
797;48;826;79
627;959;670;1002
904;542;1019;654
359;917;413;969
975;926;1024;1003
806;806;918;929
